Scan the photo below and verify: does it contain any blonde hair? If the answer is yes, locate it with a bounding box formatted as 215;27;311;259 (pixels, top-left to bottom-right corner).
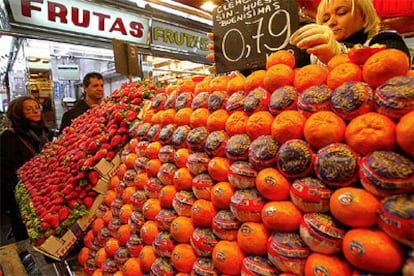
316;0;381;39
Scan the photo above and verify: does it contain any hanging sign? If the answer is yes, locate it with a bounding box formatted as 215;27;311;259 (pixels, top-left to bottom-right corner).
213;0;300;74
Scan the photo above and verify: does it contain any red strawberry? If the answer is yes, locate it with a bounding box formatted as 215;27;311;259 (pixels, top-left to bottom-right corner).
50;214;60;228
110;135;122;147
41;222;51;231
58;207;70;221
83;197;94;208
88;171;100;185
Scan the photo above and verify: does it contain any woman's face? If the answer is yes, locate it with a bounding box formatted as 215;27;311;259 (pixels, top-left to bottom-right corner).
22;99;42;122
320;0;366;42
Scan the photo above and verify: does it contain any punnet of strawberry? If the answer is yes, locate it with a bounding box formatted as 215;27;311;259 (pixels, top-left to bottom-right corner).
15;79;166;246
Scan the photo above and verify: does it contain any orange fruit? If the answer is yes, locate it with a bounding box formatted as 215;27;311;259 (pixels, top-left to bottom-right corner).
109;175;120;190
271;110;306;144
122;257;142;276
212;241;245;275
190;107;210;128
261;201;302;232
151;111;163;125
396;110;414;157
327;53;351;71
134;172;148;190
117;224;132;246
174;107;193;126
139;245;156;273
95;247;108;268
174;148;190;168
102;209;113;225
124;153;138;170
304;252;352;276
146;159;162;177
170;216;194;243
237;222;270;256
103;190;117;207
342;228;404;274
327;62;362;90
211;181;235;210
142;198;162;221
146;141;162;160
246;111;274;139
244;69;266;92
166;84;179;95
208;157;230;182
256;168;291;201
266;50;296;69
191;199;217;227
91;217;106;236
330;187;379;228
171;243;197;273
194;76;213;95
117;163;127;180
207;109;229;132
363;48;410;88
78;247;91;267
345;112;396;156
225;111;249;136
105;237;120;257
173;167;193;191
160;108;176;125
293;64;328;92
142;108;154;123
264;64;295;92
159;185;177;208
303;111;346;149
122;187;137;205
140;220;159;245
226;73;246;95
119;203;133;224
210;75;231;92
178;78;196;93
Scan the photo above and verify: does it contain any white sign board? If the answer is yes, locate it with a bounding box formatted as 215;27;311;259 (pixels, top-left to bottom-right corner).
57;65;80;80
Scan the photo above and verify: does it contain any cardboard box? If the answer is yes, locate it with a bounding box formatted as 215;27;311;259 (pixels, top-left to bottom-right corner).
93;154;121;181
32;194;104;261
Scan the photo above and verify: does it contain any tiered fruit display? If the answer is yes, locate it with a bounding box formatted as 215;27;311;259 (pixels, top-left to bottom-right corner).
21;46;414;274
15;79;166;247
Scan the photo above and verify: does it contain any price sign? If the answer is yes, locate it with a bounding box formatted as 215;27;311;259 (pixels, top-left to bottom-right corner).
213;0;300;74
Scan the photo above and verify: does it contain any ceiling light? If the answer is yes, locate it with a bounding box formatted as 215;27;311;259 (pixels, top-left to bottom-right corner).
200;1;217;12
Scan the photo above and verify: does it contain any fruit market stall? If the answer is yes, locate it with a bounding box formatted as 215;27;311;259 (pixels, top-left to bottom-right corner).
14;43;414;275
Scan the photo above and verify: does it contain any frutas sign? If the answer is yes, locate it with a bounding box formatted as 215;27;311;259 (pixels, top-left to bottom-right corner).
7;0;150;45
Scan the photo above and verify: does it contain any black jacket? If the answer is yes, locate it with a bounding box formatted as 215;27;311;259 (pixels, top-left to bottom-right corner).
59;99;90;134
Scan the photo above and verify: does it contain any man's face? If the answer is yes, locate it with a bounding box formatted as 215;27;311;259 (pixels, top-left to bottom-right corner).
85;77;104;102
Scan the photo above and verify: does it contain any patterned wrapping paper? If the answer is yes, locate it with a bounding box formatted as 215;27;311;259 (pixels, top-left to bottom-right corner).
290;177;333;213
155;209;178;231
158;145;175;163
153;231;177;257
151;256;176;275
175;91;194;110
192;92;210;110
225;134;251;162
147;123;162;141
186;152;210;175
225;90;246;113
205;130;228;157
331;81;374;121
164;91;177;109
187;126;209;152
298;84;332;117
192;173;215;200
157;162;177;186
277;139;315;179
128;211;145;233
126;233;143;257
172;190;197;217
248;135;280;170
377;193;414;248
267;231;310;275
159;124;176;145
208;91;228;111
172;125;191;149
241;255;279;275
244;87;271;113
269;85;298;115
151;93;168;112
299;212;346;255
192;257;218;275
144;177;163;199
134;121;151;140
314;143;360;187
190;227;219;257
375;75;414;120
228;161;257;189
230;188;265;222
212;209;241;241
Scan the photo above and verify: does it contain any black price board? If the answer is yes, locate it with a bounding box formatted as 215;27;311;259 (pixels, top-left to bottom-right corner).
213;0;300;74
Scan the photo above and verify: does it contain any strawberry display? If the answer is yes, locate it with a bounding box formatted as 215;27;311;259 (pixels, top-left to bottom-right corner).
15;79;166;247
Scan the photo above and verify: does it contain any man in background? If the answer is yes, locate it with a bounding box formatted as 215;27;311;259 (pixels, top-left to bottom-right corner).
59;72;104;134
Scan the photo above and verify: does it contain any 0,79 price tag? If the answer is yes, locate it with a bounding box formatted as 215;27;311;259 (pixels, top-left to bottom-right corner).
213;0;300;74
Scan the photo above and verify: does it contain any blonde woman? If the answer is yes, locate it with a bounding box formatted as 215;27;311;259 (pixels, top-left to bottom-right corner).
290;0;410;65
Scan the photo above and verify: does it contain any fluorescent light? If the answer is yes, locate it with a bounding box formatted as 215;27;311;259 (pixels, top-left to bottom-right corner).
200;1;217;12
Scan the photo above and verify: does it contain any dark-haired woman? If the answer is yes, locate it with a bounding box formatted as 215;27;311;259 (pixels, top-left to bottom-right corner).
0;96;51;242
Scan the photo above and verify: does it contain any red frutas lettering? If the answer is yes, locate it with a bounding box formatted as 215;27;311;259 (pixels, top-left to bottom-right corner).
72;7;89;27
109;17;127;35
48;1;67;23
21;0;42;17
130;21;143;38
93;11;110;30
